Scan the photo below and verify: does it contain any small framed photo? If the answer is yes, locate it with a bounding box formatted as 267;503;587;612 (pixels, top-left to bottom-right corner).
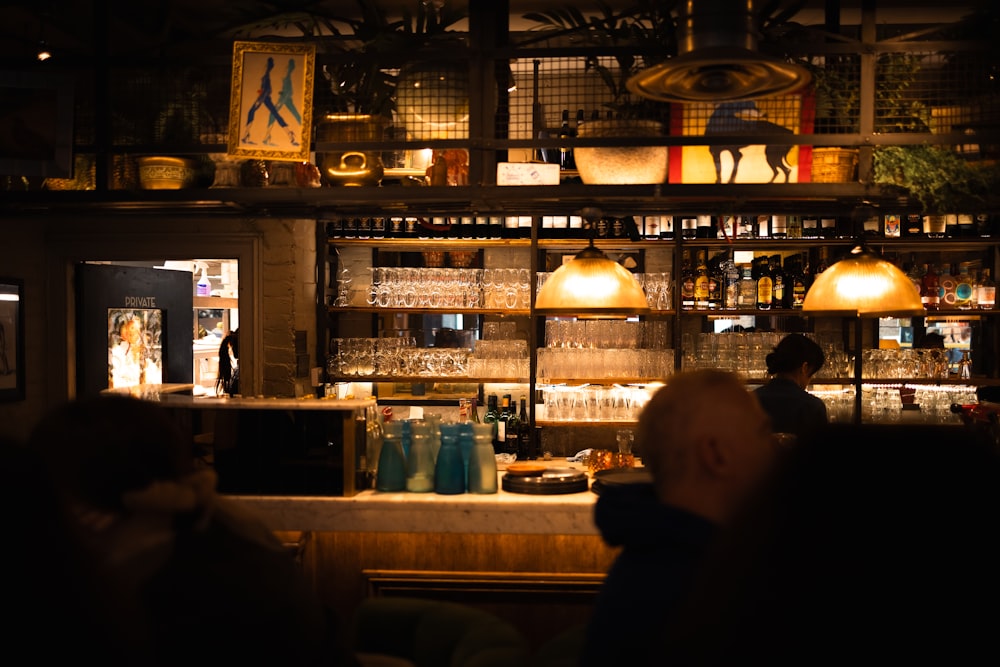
228;41;315;162
0;278;25;402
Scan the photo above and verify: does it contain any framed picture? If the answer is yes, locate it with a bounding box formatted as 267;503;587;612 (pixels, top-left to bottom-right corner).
227;41;315;162
0;70;74;178
0;278;25;402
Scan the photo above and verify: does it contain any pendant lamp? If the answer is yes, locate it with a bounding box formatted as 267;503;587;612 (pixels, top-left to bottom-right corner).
535;240;651;318
801;242;925;317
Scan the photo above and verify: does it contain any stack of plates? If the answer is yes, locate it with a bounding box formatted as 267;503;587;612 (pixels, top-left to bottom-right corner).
501;465;589;494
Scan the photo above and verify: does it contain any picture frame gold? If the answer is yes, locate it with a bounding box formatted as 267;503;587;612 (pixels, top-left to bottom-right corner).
228;41;315;162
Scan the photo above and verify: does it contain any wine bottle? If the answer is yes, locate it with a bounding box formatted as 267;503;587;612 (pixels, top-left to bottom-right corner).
505;395;521;458
755;255;773;310
517;395;534;460
694;249;710;310
558;109;576;170
497;394;513;455
921;264;940;310
680;250;696;310
484;394;500;452
978;268;996;310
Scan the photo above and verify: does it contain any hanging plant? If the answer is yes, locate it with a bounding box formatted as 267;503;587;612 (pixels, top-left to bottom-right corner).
873;144;1000;213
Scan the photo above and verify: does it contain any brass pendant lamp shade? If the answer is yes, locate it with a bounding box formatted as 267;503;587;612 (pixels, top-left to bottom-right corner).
801;244;925;317
626;0;811;103
535;242;651;317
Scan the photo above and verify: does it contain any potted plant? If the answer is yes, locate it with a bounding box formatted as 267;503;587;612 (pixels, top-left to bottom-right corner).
873;144;1000;213
521;1;675;184
806;51;930;183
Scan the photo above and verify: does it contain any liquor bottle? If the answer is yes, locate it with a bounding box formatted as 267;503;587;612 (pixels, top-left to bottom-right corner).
945;214;959;238
939;263;958;308
558;109;576;170
680;250;696;310
921;264;940;310
498;394;514;456
754;255;773;310
978;268;996;309
969;268;980;309
883;214;901;238
458;397;470;422
770;215;788;239
902;213;924;238
484;394;500;452
696;214;714;238
694;249;710;310
770;254;787;309
955;263;974;310
707;252;723;310
469;396;482;423
801;216;819;239
819;217;838;239
516;395;534;460
957;213;976;238
787;215;802;239
815;246;831;275
738;264;756;310
756;214;770;238
737;214;756;239
788;254;808;309
721;252;740;310
904;253;923;296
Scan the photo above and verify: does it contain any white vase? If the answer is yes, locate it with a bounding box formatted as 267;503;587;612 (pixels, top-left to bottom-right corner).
574;119;668;185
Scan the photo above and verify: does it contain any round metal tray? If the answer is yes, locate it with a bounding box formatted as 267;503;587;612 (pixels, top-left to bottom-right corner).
501;467;590;494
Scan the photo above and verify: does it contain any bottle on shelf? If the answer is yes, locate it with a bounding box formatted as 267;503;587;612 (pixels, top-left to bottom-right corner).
696;214;714;238
788;253;808;309
754;255;773;310
707;251;723;310
680;250;696;310
957;213;976;238
558;109;576;170
484;394;500;451
787;215;802;239
945;214;959;238
721;251;740;310
770;254;787;309
694;249;710;310
738;264;756;310
955;263;974;310
978;268;996;309
497;394;514;456
902;213;924;238
469;396;481;423
939;263;958;308
737;214;756;239
771;214;788;239
516;395;533;460
815;246;831;275
921;263;940;310
801;216;819;239
819;217;838;239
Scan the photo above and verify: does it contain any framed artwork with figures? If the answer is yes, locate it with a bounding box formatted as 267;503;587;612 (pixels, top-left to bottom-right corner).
227;41;315;162
0;278;25;402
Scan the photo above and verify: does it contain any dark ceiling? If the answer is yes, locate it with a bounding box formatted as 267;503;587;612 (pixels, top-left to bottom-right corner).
0;1;984;66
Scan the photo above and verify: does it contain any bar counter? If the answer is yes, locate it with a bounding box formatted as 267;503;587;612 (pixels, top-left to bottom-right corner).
229;466;600;535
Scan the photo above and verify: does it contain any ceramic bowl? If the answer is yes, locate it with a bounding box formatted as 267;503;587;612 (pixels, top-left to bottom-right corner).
137;156;196;189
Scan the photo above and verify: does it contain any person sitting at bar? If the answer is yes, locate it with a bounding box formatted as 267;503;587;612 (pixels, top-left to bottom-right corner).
28;394;359;667
753;333;828;442
580;369;779;667
657;422;1000;666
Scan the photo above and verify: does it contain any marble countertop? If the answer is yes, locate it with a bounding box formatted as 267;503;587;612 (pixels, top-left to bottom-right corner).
229;464;603;535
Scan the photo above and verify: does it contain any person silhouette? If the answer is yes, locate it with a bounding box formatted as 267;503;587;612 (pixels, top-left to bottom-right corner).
264;58;302;146
242;56;298;146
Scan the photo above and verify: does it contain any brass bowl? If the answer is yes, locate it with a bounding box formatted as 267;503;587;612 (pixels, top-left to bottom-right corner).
137;156;196;190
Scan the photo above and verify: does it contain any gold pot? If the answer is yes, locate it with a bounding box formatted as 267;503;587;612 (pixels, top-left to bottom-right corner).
136;156;196;190
316;114;385;187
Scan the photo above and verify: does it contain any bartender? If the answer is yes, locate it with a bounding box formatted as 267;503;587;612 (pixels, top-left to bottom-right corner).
754;333;828;442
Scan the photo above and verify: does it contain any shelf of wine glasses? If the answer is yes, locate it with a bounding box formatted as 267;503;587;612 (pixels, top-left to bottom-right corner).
327;305;531;315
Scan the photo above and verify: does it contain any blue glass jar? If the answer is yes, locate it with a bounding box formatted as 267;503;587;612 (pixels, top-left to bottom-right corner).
435;423;466;494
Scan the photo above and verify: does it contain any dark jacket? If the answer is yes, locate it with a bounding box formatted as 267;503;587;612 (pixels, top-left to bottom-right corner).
581;482;716;667
754;376;828;441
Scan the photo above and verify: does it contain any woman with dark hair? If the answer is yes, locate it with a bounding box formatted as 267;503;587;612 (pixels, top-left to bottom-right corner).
753;333;827;441
216;328;239;397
